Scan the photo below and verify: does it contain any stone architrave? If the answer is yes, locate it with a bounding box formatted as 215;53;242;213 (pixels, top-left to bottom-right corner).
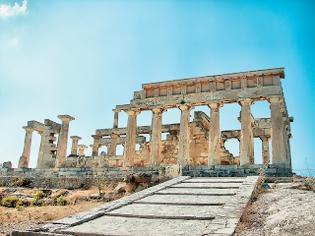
124;109;139;167
208;103;221;166
70;136;81;156
55;115;75;168
270;97;287;166
261;137;270;165
239;99;254;165
18;127;33;168
177;104;191;167
150;108;163;166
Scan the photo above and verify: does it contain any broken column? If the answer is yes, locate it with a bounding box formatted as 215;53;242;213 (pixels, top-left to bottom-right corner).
124;109;139;167
108;133;120;156
208;103;221;166
261;136;270;165
55;115;75;168
177;104;191;167
150;107;163;166
270;96;287;166
239;99;254;165
113;110;119;129
70;136;81;156
92;135;101;156
18;126;33;168
78;144;88;156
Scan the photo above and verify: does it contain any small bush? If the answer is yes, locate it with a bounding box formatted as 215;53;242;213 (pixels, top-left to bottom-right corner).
12;177;30;187
56;195;67;206
1;196;19;208
33;190;45;199
31;197;42;206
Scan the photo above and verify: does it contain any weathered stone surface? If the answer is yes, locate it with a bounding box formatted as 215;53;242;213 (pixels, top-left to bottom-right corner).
14;176;260;236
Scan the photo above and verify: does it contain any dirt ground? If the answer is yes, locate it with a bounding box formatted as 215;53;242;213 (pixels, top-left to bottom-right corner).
0;196;101;236
235;180;315;236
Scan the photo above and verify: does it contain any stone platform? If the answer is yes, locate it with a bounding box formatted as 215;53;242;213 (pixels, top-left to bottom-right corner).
12;176;260;236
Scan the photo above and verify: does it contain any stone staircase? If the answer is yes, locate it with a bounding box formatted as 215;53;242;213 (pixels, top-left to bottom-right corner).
12;176;260;236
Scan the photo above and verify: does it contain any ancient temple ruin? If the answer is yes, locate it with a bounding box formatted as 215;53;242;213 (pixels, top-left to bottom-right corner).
17;68;293;174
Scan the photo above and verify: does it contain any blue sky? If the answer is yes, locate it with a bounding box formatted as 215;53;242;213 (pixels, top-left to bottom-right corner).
0;0;314;175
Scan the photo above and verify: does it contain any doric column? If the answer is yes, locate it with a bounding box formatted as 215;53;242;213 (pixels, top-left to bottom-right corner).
70;136;81;156
18;127;33;168
108;133;120;156
113;110;119;129
239;99;254;165
78;144;88;156
208;103;221;166
37;130;48;168
92;135;101;156
150;108;163;166
270;97;287;166
55;115;75;168
177;104;191;167
261;136;270;165
124;109;139;167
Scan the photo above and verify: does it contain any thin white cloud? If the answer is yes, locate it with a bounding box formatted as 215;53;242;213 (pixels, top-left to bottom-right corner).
0;0;27;19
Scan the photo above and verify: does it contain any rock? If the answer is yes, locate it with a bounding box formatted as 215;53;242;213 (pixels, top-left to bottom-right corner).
2;161;12;169
114;182;127;194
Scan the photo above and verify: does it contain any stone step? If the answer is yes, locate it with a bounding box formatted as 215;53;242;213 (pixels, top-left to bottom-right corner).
135;194;230;205
171;182;241;188
109;202;222;218
157;187;237;195
12;176;260;236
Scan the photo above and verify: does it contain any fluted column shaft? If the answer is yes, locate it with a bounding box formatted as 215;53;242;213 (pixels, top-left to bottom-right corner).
92;135;101;156
270;97;287;166
70;136;81;156
18;127;33;168
261;137;270;164
208;103;221;165
150;108;163;166
37;130;48;168
113;111;119;129
124;110;139;167
56;115;74;168
177;104;191;167
239;99;254;165
108;133;120;156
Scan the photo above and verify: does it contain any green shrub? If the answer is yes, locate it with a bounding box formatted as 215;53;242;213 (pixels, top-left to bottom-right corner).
12;177;30;187
1;196;19;208
33;190;45;199
31;197;42;206
56;195;67;206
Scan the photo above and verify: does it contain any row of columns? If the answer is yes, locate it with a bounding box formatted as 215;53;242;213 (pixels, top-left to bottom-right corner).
120;96;289;168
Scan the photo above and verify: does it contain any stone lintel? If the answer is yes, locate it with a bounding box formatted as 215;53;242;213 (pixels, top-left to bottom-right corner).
70;136;82;140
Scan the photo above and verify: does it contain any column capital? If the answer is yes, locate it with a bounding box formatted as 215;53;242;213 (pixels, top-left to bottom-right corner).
126;109;140;116
238;98;253;106
23;126;33;133
78;144;88;149
58;115;75;123
70;135;81;140
152;107;164;114
178;104;192;111
208;103;222;111
111;132;120;139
